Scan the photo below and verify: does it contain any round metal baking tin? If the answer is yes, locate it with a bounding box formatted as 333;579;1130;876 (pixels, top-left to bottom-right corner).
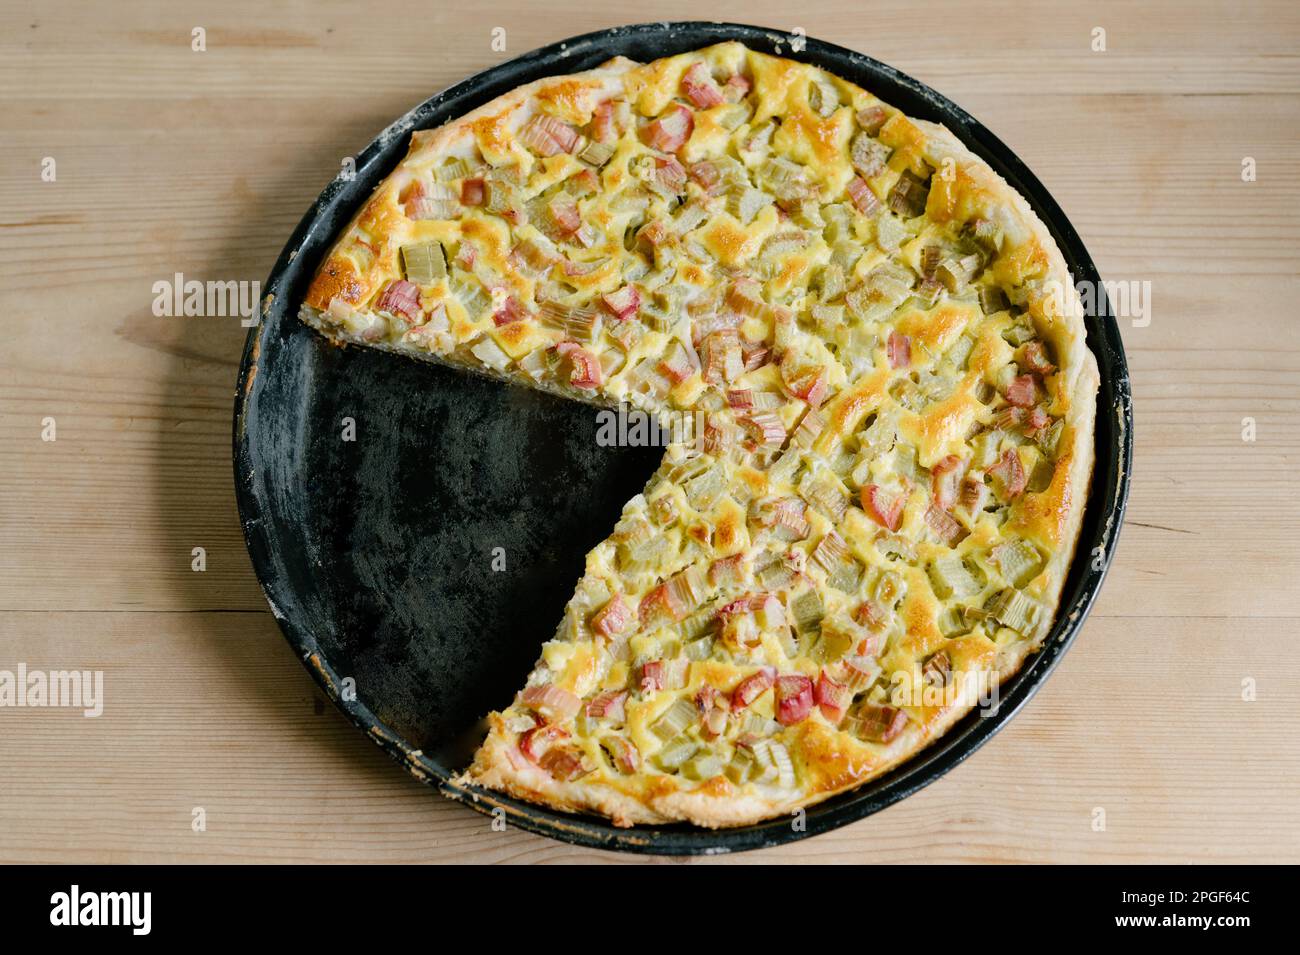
233;21;1133;855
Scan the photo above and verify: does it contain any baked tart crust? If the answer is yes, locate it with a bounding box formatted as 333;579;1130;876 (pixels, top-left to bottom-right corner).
299;42;1099;828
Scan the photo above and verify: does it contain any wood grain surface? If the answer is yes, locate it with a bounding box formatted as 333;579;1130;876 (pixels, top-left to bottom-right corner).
1;0;1297;863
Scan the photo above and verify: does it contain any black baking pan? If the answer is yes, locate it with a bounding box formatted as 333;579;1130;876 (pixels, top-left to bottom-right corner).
233;21;1132;855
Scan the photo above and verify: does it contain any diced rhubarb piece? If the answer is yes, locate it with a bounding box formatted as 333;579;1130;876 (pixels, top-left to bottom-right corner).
538;745;588;781
701;702;728;739
887;330;911;369
990;448;1028;497
506;240;553;278
715;595;755;620
994;406;1026;430
460;178;485;206
1022;340;1055;375
925;502;968;547
702;329;742;384
1026;406;1049;433
724;73;752;100
659;343;695;383
405;195;459;221
519;723;567;763
567;167;600;196
961;476;989;514
642;104;694;153
850;702;908;743
653;154;687;193
665;566;705;611
638;584;670;627
585;689;628;722
639;660;665;694
920;245;942;277
811;530;850;576
923;650;953;688
1006;374;1040;408
520;113;582;156
720;390;750;413
742;343;771;371
775;675;815;725
375;280;422;321
577;141;613;168
401;178;428;204
589;100;619;145
521;684;581;721
717;602;760;650
978;285;1009;315
814;671;852;724
402;179;460;219
681;62;725;109
555;341;601;389
602;735;640;773
572;222;600;249
401;241;447;285
695;685;728;739
785;366;828;408
759;496;809;540
710;553;747;586
988;587;1044;635
546;194;583;236
856;105;888;135
855;600;889;633
601;284;641;321
591;593;631;638
841;653;882;690
847;176;879;215
743;412;787;450
695;684;721;713
664;659;691;691
726;277;766;317
993;538;1043;589
888;169;930;217
688;159;721;191
914;277;943;308
731;667;776;709
851;132;891;179
863;484;907;532
635;219;669;257
492;294;530;327
931;454;966;509
702;415;737;456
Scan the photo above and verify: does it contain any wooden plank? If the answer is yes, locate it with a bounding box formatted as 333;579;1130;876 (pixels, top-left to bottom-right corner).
2;2;1298;102
0;611;1292;863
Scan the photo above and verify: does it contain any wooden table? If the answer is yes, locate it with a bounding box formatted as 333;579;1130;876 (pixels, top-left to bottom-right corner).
2;0;1297;863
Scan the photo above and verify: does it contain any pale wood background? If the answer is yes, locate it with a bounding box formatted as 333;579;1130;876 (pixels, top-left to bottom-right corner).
1;0;1297;863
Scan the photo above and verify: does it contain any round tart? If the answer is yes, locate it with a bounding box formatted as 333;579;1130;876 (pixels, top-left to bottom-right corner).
299;41;1099;828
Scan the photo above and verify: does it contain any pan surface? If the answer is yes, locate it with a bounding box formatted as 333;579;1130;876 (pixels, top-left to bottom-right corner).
233;21;1133;855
